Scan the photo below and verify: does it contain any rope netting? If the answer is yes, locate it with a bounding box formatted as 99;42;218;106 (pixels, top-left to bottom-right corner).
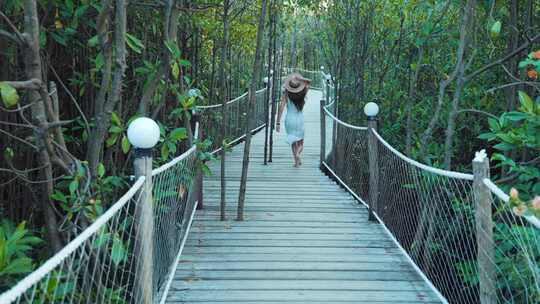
0;142;199;303
197;88;267;153
322;105;540;303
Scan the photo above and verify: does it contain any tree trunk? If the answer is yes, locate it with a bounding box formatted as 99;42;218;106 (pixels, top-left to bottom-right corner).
237;0;268;221
23;0;63;252
405;47;424;156
504;0;519;111
443;0;476;169
87;0;127;177
219;0;230;221
290;18;297;67
138;0;179;114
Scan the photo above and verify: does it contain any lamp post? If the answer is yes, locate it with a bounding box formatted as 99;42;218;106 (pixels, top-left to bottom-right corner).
364;102;379;222
324;73;331;103
320;66;325;88
127;117;160;304
263;76;271;165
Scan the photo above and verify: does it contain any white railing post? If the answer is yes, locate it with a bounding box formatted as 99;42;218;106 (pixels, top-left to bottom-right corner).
263;75;272;165
320;98;326;168
365;102;380;222
127;118;160;304
472;150;496;304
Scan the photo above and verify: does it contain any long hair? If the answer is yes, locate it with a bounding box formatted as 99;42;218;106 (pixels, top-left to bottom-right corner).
287;88;307;111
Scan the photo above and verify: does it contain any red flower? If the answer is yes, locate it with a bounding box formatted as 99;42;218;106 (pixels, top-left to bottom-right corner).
533;51;540;60
528;69;538;80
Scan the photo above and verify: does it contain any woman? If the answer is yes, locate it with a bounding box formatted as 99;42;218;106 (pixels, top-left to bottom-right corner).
276;73;311;167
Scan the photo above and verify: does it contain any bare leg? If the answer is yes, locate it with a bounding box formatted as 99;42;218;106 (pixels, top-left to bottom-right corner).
291;142;299;167
297;140;304;165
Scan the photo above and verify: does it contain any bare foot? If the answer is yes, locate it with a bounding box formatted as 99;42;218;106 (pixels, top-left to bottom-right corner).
293;155;300;167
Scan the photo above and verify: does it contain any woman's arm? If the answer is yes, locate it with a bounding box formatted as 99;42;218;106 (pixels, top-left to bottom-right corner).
276;93;287;132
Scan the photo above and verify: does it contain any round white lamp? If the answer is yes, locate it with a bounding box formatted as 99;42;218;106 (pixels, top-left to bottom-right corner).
270;69;274;75
127;117;160;149
320;65;325;70
364;102;379;118
263;77;269;84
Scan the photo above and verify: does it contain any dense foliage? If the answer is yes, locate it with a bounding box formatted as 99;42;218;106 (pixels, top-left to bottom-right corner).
0;0;538;299
0;0;271;289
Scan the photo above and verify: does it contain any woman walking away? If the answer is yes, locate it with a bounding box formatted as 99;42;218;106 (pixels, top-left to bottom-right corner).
276;73;311;167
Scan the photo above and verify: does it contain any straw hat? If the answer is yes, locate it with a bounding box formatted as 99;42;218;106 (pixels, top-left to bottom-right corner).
284;73;311;93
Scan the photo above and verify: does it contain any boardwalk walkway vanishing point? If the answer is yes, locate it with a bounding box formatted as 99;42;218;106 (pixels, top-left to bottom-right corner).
166;90;441;303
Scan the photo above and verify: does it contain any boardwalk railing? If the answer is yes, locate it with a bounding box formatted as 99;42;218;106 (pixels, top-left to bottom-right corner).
0;145;199;304
320;101;540;303
0;85;270;303
197;88;267;154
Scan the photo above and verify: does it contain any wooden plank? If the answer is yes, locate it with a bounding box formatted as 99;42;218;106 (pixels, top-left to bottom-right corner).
182;246;400;255
190;220;376;228
166;290;437;302
176;261;410;271
185;239;394;248
171;280;432;291
191;226;383;233
188;232;388;241
179;253;405;263
168;301;439;304
194;211;369;220
174;270;422;281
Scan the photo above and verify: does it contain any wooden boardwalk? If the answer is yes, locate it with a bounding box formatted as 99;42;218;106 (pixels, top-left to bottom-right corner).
166;90;441;303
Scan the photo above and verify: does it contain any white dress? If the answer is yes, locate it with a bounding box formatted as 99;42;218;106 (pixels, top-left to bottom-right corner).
284;99;304;145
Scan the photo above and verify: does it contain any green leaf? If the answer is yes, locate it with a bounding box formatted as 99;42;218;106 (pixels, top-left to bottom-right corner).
106;134;118;147
126;33;144;54
53;281;74;299
92;232;110;249
51;191;68;203
171;62;180;80
110;237;126;266
495;133;515;144
69;180;79;195
490;21;501;38
165;40;181;59
109;125;123;134
87;35;99;47
4;147;14;160
0;257;33;274
179;59;191;67
201;163;212;176
121;135;130;154
0;83;20;108
519;59;532;69
161;144;170;160
505;111;528;122
97;163;105;178
518;91;534;113
94;52;105;71
478;132;495;140
111;112;122;127
50;31;67;46
487;118;500;131
493;142;514;151
169;128;187;141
